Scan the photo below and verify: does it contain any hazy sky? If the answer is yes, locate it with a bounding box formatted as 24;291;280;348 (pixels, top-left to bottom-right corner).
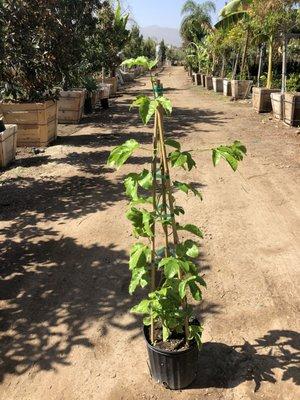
124;0;227;28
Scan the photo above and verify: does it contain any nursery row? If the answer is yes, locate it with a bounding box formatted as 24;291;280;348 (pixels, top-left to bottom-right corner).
183;0;299;127
190;71;300;127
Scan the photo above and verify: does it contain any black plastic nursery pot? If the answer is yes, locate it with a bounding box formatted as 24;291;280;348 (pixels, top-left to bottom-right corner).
143;326;199;390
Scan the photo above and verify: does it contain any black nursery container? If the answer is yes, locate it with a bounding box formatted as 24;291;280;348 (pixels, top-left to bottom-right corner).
143;326;199;390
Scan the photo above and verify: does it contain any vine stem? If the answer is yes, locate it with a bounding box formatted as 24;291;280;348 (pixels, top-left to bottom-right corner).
150;111;158;344
156;107;190;343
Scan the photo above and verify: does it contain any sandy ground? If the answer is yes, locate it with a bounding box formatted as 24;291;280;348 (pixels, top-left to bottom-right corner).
0;67;299;400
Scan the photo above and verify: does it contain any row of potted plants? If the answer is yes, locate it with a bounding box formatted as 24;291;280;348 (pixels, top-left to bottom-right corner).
193;73;252;100
192;72;300;127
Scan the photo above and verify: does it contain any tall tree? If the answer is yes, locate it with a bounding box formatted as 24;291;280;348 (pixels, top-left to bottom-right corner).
123;25;144;59
180;0;216;44
159;40;167;64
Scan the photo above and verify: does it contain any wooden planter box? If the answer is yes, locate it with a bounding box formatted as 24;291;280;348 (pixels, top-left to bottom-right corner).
284;93;300;127
271;92;284;120
58;90;86;124
212;77;223;93
231;80;253;99
103;78;117;96
103;77;118;96
201;74;206;88
91;91;100;110
252;87;281;113
0;124;17;167
205;76;213;90
193;73;201;86
223;79;232;96
0;100;57;147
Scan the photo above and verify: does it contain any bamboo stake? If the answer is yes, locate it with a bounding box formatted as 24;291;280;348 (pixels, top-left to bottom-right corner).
150;112;158;344
156;107;190;342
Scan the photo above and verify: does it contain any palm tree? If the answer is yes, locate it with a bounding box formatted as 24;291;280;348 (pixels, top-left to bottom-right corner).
180;0;216;44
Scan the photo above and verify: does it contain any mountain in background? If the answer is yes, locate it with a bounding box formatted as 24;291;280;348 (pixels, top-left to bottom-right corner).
140;25;182;47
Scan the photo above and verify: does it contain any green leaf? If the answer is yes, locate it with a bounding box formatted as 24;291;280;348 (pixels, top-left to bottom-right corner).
129;266;149;294
189;281;202;301
185;240;199;258
173;181;202;200
189;324;203;348
174;206;185;216
131;96;151;124
157;96;172;115
212;141;247;171
129;243;150;270
130;299;150;314
165;138;181;150
138;169;153;190
169;151;196;171
159;257;180;278
126;207;154;238
146;100;158;124
107;139;139;169
148;59;158;70
177;224;204;238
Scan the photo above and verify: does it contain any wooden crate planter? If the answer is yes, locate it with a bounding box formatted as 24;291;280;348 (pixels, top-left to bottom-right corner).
271;92;284;120
201;74;206;87
205;76;213;90
58;90;86;124
223;79;232;96
193;73;201;86
252;87;281;113
103;77;118;96
0;124;17;167
0;100;57;147
284;93;300;127
231;80;253;99
212;77;223;93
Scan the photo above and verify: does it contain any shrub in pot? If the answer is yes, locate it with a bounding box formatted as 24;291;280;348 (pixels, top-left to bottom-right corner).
0;1;60;147
83;76;99;115
108;57;247;390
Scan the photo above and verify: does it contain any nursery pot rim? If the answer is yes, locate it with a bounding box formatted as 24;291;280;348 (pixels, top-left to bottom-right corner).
143;325;197;356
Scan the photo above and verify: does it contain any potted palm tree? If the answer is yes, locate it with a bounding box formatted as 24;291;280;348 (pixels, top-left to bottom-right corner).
108;56;246;390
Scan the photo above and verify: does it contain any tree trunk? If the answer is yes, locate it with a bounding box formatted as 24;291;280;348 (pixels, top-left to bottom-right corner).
267;36;274;89
232;52;239;80
281;34;287;93
257;45;264;87
240;29;250;79
221;55;226;79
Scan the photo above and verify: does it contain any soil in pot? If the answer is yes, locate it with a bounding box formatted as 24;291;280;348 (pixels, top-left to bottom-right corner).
144;324;199;390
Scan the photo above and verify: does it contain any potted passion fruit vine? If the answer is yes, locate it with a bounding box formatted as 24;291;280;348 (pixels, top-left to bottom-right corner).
108;56;247;390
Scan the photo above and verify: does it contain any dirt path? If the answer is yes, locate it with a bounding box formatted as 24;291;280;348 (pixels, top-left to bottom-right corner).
0;67;299;400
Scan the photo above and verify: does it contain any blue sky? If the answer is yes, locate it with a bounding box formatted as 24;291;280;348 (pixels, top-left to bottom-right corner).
124;0;226;28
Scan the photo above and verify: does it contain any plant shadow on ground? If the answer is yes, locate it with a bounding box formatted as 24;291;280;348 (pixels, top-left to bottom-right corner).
0;74;223;382
189;330;299;392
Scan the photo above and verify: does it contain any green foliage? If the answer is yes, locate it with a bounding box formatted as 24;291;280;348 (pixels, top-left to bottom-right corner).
130;95;172;125
286;73;300;93
107;56;247;349
107;139;139;169
158;40;167;64
212;141;247;171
